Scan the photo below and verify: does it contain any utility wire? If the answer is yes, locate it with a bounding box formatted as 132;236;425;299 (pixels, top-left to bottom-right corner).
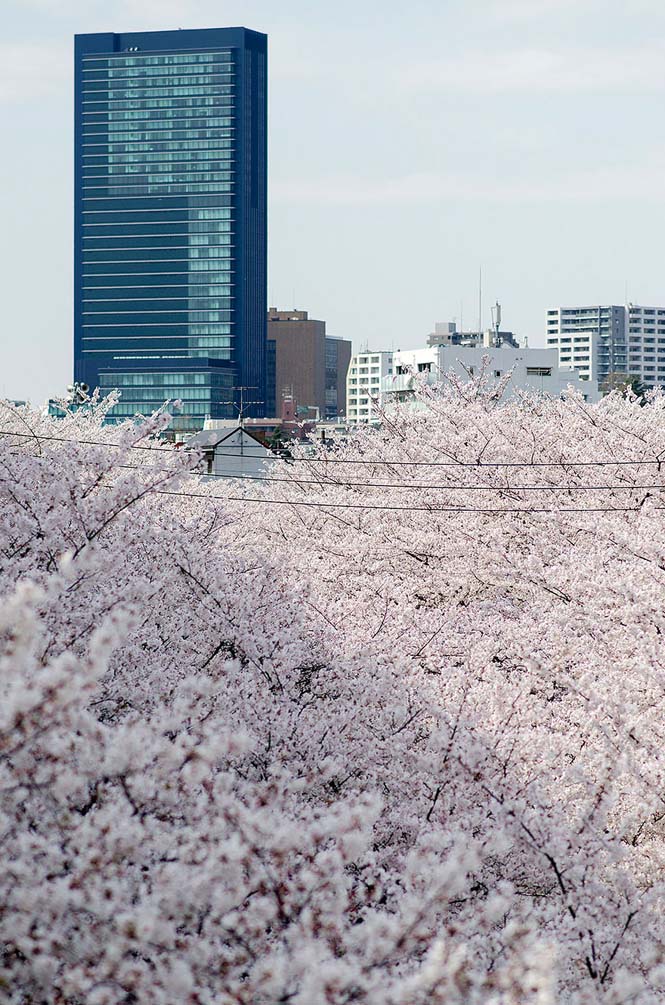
3;432;664;500
151;487;655;515
2;428;665;469
0;429;175;452
118;463;665;492
209;450;665;469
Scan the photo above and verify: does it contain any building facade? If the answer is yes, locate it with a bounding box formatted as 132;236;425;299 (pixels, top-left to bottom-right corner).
267;308;351;419
346;351;394;423
385;345;600;405
624;305;665;387
427;320;518;349
74;27;267;432
324;336;352;420
546;306;627;388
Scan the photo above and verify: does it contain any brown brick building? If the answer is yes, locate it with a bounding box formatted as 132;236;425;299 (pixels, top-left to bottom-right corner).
267;308;351;419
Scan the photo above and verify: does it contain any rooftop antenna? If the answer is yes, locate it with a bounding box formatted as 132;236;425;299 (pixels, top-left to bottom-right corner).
491;300;501;346
478;267;483;336
220;386;262;428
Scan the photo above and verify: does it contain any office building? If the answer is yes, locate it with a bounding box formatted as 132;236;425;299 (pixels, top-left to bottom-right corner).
74;27;267;431
267;308;351;419
324;336;352;420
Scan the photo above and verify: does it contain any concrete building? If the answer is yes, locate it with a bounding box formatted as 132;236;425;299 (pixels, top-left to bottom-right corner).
382;344;601;407
623;304;665;388
427;319;518;349
545;304;665;390
546;306;627;387
346;350;394;424
267;308;351;419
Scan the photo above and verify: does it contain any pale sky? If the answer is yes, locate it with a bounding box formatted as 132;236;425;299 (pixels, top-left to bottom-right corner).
3;0;665;403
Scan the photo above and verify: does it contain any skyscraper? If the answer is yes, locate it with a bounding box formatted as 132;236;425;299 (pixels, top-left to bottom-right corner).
74;28;267;431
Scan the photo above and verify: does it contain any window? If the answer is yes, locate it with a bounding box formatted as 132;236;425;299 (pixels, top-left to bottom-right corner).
526;367;552;377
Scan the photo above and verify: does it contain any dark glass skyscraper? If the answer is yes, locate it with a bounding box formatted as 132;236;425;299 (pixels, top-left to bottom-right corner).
74;28;267;431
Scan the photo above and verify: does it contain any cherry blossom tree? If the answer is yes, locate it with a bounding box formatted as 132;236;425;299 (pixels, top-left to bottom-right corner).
1;378;665;1003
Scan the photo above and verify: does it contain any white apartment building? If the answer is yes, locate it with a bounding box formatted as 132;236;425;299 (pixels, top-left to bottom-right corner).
546;305;665;389
346;350;393;424
625;305;665;387
382;345;600;405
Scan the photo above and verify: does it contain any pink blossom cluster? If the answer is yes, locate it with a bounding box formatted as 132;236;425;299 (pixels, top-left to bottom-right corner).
1;377;665;1004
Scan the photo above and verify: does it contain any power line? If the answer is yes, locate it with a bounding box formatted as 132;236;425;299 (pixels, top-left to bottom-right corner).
152;488;653;515
77;459;665;494
0;429;175;452
3;430;664;499
2;427;665;468
209;450;665;469
196;472;665;492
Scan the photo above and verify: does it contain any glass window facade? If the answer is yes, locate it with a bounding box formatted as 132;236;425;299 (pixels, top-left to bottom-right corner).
74;28;267;431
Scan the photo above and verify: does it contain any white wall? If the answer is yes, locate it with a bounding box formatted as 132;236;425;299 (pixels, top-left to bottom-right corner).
384;345;601;403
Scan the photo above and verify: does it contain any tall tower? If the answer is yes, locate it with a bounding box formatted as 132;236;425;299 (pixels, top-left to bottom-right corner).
74;28;267;431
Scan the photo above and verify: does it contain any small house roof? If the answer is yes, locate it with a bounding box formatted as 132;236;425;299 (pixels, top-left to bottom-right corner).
186;425;272;452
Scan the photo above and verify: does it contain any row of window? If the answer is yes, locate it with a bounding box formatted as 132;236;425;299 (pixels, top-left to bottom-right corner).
86;64;233;81
85;86;234;101
83;53;231;66
87;157;233;171
82;255;232;268
83;237;233;249
85;139;233;155
86;164;233;178
84;311;233;323
83;268;233;281
83;208;232;223
88;151;235;165
84;131;233;147
83;220;232;234
99;111;232;126
85;96;232;111
83;183;234;195
84;295;233;307
84;289;232;301
83;320;233;333
81;194;231;209
106;398;232;416
87;334;232;347
84;286;232;298
84;108;230;124
83;234;233;245
84;71;233;89
85;181;234;195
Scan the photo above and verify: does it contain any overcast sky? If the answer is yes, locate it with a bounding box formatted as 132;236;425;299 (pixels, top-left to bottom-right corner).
3;0;665;403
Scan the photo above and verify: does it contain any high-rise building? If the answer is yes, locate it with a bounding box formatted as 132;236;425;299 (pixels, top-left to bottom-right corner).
266;308;351;419
546;306;627;387
74;28;267;432
624;305;665;388
547;304;665;389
